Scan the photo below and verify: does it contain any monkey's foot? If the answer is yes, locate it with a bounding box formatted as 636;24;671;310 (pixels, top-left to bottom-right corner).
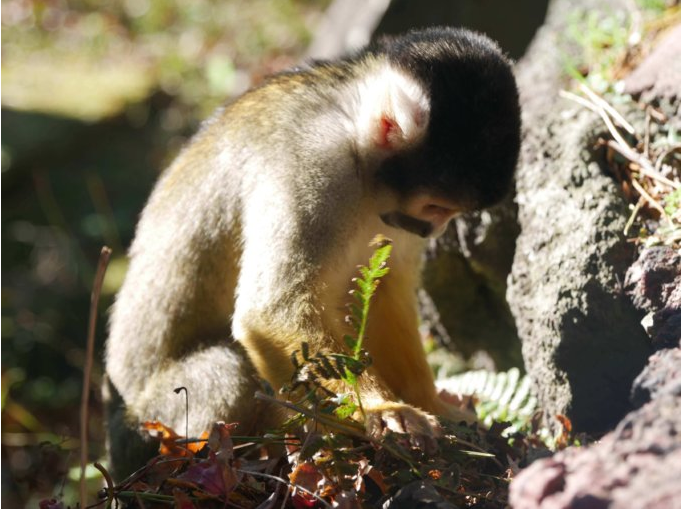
364;402;441;454
432;396;478;426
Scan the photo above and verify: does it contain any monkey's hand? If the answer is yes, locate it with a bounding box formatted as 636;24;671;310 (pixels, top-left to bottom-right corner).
432;395;478;426
364;402;442;454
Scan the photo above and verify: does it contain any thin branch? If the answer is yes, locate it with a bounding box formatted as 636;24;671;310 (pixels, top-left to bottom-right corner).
237;469;333;509
173;386;189;448
607;140;680;190
92;462;116;509
579;83;636;135
624;197;645;236
80;246;112;509
654;144;681;175
630;178;668;218
559;90;603;118
644;106;652;159
559;91;632;151
596;100;633;150
254;392;365;437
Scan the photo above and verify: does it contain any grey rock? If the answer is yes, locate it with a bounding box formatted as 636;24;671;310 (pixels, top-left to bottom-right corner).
625;246;681;313
623;24;681;102
625;245;681;348
507;0;651;433
510;347;681;509
631;347;681;407
508;0;681;506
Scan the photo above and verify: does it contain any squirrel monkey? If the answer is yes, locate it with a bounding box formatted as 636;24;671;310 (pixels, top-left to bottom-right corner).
104;27;521;474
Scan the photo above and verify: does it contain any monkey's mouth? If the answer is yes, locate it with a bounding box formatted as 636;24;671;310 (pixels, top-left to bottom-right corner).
380;193;460;238
380;211;434;238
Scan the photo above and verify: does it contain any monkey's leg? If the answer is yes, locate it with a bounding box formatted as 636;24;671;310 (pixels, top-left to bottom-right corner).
104;342;278;479
103;375;163;481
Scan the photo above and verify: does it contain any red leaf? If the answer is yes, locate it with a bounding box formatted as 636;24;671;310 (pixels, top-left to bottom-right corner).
178;456;230;497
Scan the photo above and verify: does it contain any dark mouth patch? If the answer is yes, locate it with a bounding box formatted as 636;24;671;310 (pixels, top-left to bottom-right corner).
380;211;433;238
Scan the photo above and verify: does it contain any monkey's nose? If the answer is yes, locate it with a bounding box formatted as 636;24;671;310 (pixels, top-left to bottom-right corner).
403;194;460;236
422;203;457;223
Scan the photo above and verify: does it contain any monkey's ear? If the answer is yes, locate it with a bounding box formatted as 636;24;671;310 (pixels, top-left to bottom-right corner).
355;64;430;154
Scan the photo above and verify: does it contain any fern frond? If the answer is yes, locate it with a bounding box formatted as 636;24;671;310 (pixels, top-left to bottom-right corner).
437;367;537;434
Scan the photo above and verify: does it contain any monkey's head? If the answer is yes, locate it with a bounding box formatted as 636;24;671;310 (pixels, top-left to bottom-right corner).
354;27;521;238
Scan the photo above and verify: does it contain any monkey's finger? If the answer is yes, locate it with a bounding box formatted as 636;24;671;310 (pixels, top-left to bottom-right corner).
401;412;440;454
381;410;408;435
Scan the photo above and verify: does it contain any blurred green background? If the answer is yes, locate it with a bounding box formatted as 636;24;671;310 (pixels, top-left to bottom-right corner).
2;1;328;506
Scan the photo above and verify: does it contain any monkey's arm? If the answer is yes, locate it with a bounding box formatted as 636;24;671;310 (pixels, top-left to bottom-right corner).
231;185;470;446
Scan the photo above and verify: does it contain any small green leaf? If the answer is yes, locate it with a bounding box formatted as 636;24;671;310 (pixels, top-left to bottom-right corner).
344;334;357;350
342;368;357;386
342;356;366;375
356;278;370;294
372;267;390;279
334;402;358;420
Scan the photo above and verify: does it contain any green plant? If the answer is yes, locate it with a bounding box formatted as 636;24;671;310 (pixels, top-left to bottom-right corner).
440;368;537;435
563;8;630;92
664;187;681;217
342;235;393;415
286;235;393;421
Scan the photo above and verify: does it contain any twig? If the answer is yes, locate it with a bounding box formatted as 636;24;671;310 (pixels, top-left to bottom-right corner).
237;469;333;509
133;491;147;509
579;83;636;135
624;197;645;236
278;467;291;509
559;90;632;150
116;456;163;492
558;86;678;190
607;140;680;189
647;106;667;122
559;90;602;115
254;392;366;437
80;246;112;509
644;106;652;159
596;99;633;150
93;462;116;509
654;144;681;175
631;178;668;217
173;386;189;448
449;435;504;470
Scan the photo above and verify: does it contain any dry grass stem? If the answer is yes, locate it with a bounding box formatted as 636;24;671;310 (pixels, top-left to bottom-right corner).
624;197;645;235
80;246;112;508
579;83;636;134
630;178;668;217
607;140;680;189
